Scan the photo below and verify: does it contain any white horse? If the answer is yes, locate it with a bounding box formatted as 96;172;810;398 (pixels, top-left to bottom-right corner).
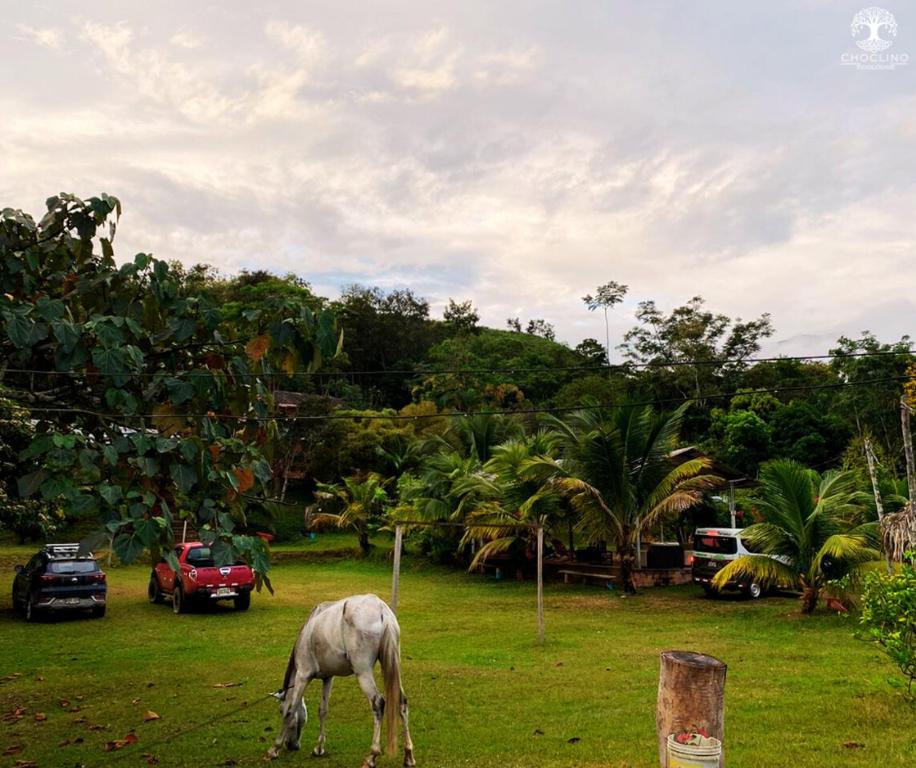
267;594;416;768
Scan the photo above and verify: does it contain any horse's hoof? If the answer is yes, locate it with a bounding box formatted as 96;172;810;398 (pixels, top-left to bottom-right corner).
287;741;301;751
312;747;326;757
404;758;417;767
265;747;279;760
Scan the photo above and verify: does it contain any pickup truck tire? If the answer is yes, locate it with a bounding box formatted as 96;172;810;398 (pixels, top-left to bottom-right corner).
92;605;106;618
702;585;718;598
148;575;163;604
234;591;251;611
173;585;186;614
25;597;37;623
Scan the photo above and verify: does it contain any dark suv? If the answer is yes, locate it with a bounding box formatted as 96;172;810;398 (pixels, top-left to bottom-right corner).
12;544;107;621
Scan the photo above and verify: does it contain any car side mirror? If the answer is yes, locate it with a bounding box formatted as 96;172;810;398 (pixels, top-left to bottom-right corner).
14;565;23;574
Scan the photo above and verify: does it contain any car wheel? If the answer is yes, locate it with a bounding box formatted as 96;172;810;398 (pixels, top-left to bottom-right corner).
745;582;763;599
702;584;718;598
172;586;185;614
11;585;21;613
25;598;37;623
92;605;106;619
148;575;163;604
234;591;251;611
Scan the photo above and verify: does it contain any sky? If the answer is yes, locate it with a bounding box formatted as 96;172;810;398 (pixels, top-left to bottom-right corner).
1;1;914;357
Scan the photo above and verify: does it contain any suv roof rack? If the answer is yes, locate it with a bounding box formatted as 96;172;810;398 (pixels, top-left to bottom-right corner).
43;543;93;559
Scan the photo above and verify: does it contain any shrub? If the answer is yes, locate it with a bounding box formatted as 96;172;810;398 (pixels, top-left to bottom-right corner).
0;481;64;543
861;555;916;698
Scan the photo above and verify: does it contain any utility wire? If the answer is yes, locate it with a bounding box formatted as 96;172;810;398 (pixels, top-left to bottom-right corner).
5;375;910;423
0;348;912;379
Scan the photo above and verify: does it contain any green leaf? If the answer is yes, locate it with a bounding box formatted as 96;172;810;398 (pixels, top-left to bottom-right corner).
91;347;129;385
166;378;196;406
51;319;81;351
68;493;99;517
113;531;146;564
18;469;49;498
52;433;77;449
100;485;124;506
20;434;53;460
170;463;197;493
40;475;72;500
136;456;160;477
103;444;120;466
155;436;179;453
179;440;199;462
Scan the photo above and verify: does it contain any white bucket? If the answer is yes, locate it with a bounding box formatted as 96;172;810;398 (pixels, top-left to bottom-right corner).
666;734;721;768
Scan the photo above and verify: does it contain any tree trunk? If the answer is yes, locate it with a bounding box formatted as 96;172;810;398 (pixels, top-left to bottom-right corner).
801;586;819;614
619;550;637;594
567;519;575;561
358;530;371;556
656;651;727;768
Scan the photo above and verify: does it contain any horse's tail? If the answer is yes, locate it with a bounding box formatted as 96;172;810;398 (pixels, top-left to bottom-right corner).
379;614;401;755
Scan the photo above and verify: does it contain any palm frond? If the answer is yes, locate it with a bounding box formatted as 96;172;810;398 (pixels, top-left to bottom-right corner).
712;555;800;591
467;536;518;571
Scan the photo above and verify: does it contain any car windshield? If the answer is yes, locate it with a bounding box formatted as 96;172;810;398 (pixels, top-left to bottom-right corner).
693;536;738;555
187;547;215;567
48;560;99;574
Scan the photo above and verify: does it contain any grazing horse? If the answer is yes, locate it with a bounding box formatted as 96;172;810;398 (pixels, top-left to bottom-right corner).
267;594;416;768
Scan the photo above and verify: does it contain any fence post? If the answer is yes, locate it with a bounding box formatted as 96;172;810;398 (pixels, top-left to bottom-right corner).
656;650;726;767
536;525;545;644
391;524;403;613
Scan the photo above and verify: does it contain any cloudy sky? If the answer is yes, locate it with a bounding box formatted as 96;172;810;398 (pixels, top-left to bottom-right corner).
2;1;914;355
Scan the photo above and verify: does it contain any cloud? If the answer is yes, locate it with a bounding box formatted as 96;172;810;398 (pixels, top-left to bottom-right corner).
1;3;914;356
15;24;64;50
79;21;237;123
264;20;327;65
169;28;205;50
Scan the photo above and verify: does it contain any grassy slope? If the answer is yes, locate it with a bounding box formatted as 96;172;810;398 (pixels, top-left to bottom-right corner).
0;545;914;768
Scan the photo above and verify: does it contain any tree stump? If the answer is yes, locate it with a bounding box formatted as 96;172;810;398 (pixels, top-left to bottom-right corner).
656;650;727;767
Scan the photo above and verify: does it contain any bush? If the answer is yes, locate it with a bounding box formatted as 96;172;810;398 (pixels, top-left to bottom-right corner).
861;555;916;698
0;481;64;543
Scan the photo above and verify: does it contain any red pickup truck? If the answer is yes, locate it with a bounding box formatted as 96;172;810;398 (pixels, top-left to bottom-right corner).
148;542;254;614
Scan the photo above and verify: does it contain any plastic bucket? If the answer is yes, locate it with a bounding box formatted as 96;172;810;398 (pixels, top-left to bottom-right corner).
666;734;721;768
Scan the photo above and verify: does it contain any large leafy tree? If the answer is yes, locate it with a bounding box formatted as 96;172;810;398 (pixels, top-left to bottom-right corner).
531;402;721;592
620;296;773;402
0;194;339;585
829;332;913;463
713;460;880;613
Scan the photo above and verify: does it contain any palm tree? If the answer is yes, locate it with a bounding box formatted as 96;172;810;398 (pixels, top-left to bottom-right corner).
454;432;565;569
713;460;881;613
530;401;720;592
306;473;389;555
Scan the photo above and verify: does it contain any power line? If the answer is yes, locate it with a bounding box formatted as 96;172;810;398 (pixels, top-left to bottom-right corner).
6;375;910;423
0;348;912;380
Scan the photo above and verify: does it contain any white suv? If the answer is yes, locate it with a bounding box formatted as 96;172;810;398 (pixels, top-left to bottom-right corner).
690;527;765;599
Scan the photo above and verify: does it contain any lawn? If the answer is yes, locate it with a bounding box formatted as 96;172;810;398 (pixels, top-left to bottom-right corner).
0;541;914;768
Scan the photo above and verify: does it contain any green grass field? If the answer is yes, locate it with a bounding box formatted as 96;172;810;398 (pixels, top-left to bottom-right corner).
1;541;914;768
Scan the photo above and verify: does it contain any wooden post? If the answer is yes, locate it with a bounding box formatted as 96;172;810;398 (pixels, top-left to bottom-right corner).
656;650;727;768
536;525;545;645
902;400;916;510
391;524;403;614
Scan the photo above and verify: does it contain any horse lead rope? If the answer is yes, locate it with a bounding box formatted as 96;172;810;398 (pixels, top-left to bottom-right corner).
102;683;293;766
